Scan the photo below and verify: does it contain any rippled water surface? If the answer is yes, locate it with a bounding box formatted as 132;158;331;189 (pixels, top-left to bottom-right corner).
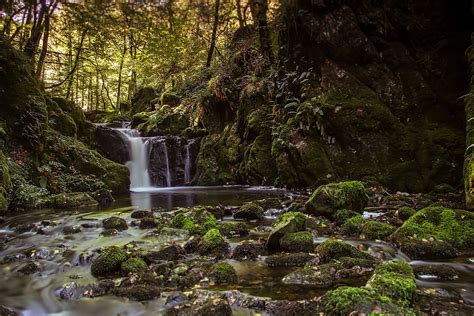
1;186;474;315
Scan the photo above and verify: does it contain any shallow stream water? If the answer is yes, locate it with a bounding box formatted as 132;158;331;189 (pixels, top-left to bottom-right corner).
0;186;473;315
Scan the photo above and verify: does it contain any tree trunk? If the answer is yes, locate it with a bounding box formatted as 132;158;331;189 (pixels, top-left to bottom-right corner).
24;0;47;63
249;0;273;65
116;35;127;109
206;0;220;68
35;11;50;79
236;0;245;28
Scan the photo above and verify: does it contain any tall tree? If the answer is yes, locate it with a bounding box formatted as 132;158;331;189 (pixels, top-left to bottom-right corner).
249;0;273;65
206;0;220;68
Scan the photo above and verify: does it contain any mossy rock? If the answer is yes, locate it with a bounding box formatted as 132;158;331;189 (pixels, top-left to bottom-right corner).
361;221;395;240
334;209;360;225
197;228;229;257
160;89;180;107
280;231;314;253
266;212;306;251
391;206;474;250
314;239;373;264
51;192;98;209
397;206;416;220
121;257;147;274
171;209;218;235
400;240;458;260
340;215;365;236
209;262;238;284
219;222;249;237
233;202;264;220
366;260;416;306
305;181;369;218
103;216;128;231
413;264;459;281
91;246;129;277
320;286;380;314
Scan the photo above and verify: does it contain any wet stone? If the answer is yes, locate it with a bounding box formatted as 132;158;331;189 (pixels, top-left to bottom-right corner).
62;225;82;235
131;210;153;219
18;261;40;275
232;241;265;260
265;253;313;267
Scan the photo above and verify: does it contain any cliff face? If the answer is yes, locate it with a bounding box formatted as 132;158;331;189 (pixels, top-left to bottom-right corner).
465;34;474;208
192;0;471;193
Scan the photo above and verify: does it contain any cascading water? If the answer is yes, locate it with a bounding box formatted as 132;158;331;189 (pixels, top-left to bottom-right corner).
116;128;152;190
161;140;172;187
184;139;195;184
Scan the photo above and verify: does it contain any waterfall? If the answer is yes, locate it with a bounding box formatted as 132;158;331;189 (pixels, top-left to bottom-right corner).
161;140;172;187
184;140;194;184
116;128;152;190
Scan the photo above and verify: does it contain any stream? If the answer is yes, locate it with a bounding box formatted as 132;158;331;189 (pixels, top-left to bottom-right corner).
1;186;474;315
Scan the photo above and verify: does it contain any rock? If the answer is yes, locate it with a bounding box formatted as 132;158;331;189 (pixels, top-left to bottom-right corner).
197;229;229;258
100;229;119;237
114;284;161;301
305;181;368;218
166;298;232;316
14;223;36;233
314;239;373;264
121;257;148;274
62;225;82;235
397;206;416;220
232;241;265;260
139;217;161;229
366;260;416;304
0;305;18;316
91;246;128;277
219;222;249;237
145;244;185;262
102;216;128;231
361;221;395;240
280;231;314;253
334;209;361;225
233;202;264;220
18;261;39;275
209;262;238;284
413;264;459;281
131;210;153;219
400;240;458;260
319;286;381;315
51;192;98;209
265;253;312;267
266;212;306;251
282;257;374;286
391;207;474;253
95;125;129;164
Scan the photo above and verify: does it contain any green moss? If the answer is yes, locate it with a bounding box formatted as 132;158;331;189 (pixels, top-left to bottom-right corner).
334;209;359;225
280;231;314;252
121;257;147;274
340;215;364;236
91;246;128;277
321;286;379;314
103;216;128;230
392;206;474;249
361;221;395;240
171;210;218;235
234;202;264;220
315;239;373;264
50;192;98;209
266;212;306;251
366;260;416;305
209;262;238;284
218;222;249;237
398;206;416;220
197;228;229;256
305;181;368;218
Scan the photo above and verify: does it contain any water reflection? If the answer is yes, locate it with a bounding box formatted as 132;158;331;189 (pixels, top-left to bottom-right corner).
128;186;286;211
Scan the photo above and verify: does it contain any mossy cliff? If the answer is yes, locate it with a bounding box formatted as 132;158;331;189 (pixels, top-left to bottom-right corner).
171;0;469;192
0;36;129;213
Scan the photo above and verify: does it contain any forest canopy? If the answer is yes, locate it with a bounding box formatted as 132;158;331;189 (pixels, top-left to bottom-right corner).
1;0;277;111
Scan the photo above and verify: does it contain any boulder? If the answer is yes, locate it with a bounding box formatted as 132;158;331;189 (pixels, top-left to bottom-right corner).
266;212;306;251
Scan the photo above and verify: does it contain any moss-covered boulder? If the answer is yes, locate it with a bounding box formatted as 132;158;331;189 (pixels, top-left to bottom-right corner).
121;257;147;274
305;181;368;218
314;239;373;264
361;221;395;240
208;262;238;284
91;246;128;277
280;231;314;253
171;208;218;235
391;206;474;255
319;286;381;315
197;228;230;258
103;216;128;231
413;264;459;281
366;260;416;306
266;212;306;251
233;202;264;220
397;206;416;220
231;240;265;260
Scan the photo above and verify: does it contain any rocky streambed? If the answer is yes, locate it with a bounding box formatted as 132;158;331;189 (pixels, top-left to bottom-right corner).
0;184;473;315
